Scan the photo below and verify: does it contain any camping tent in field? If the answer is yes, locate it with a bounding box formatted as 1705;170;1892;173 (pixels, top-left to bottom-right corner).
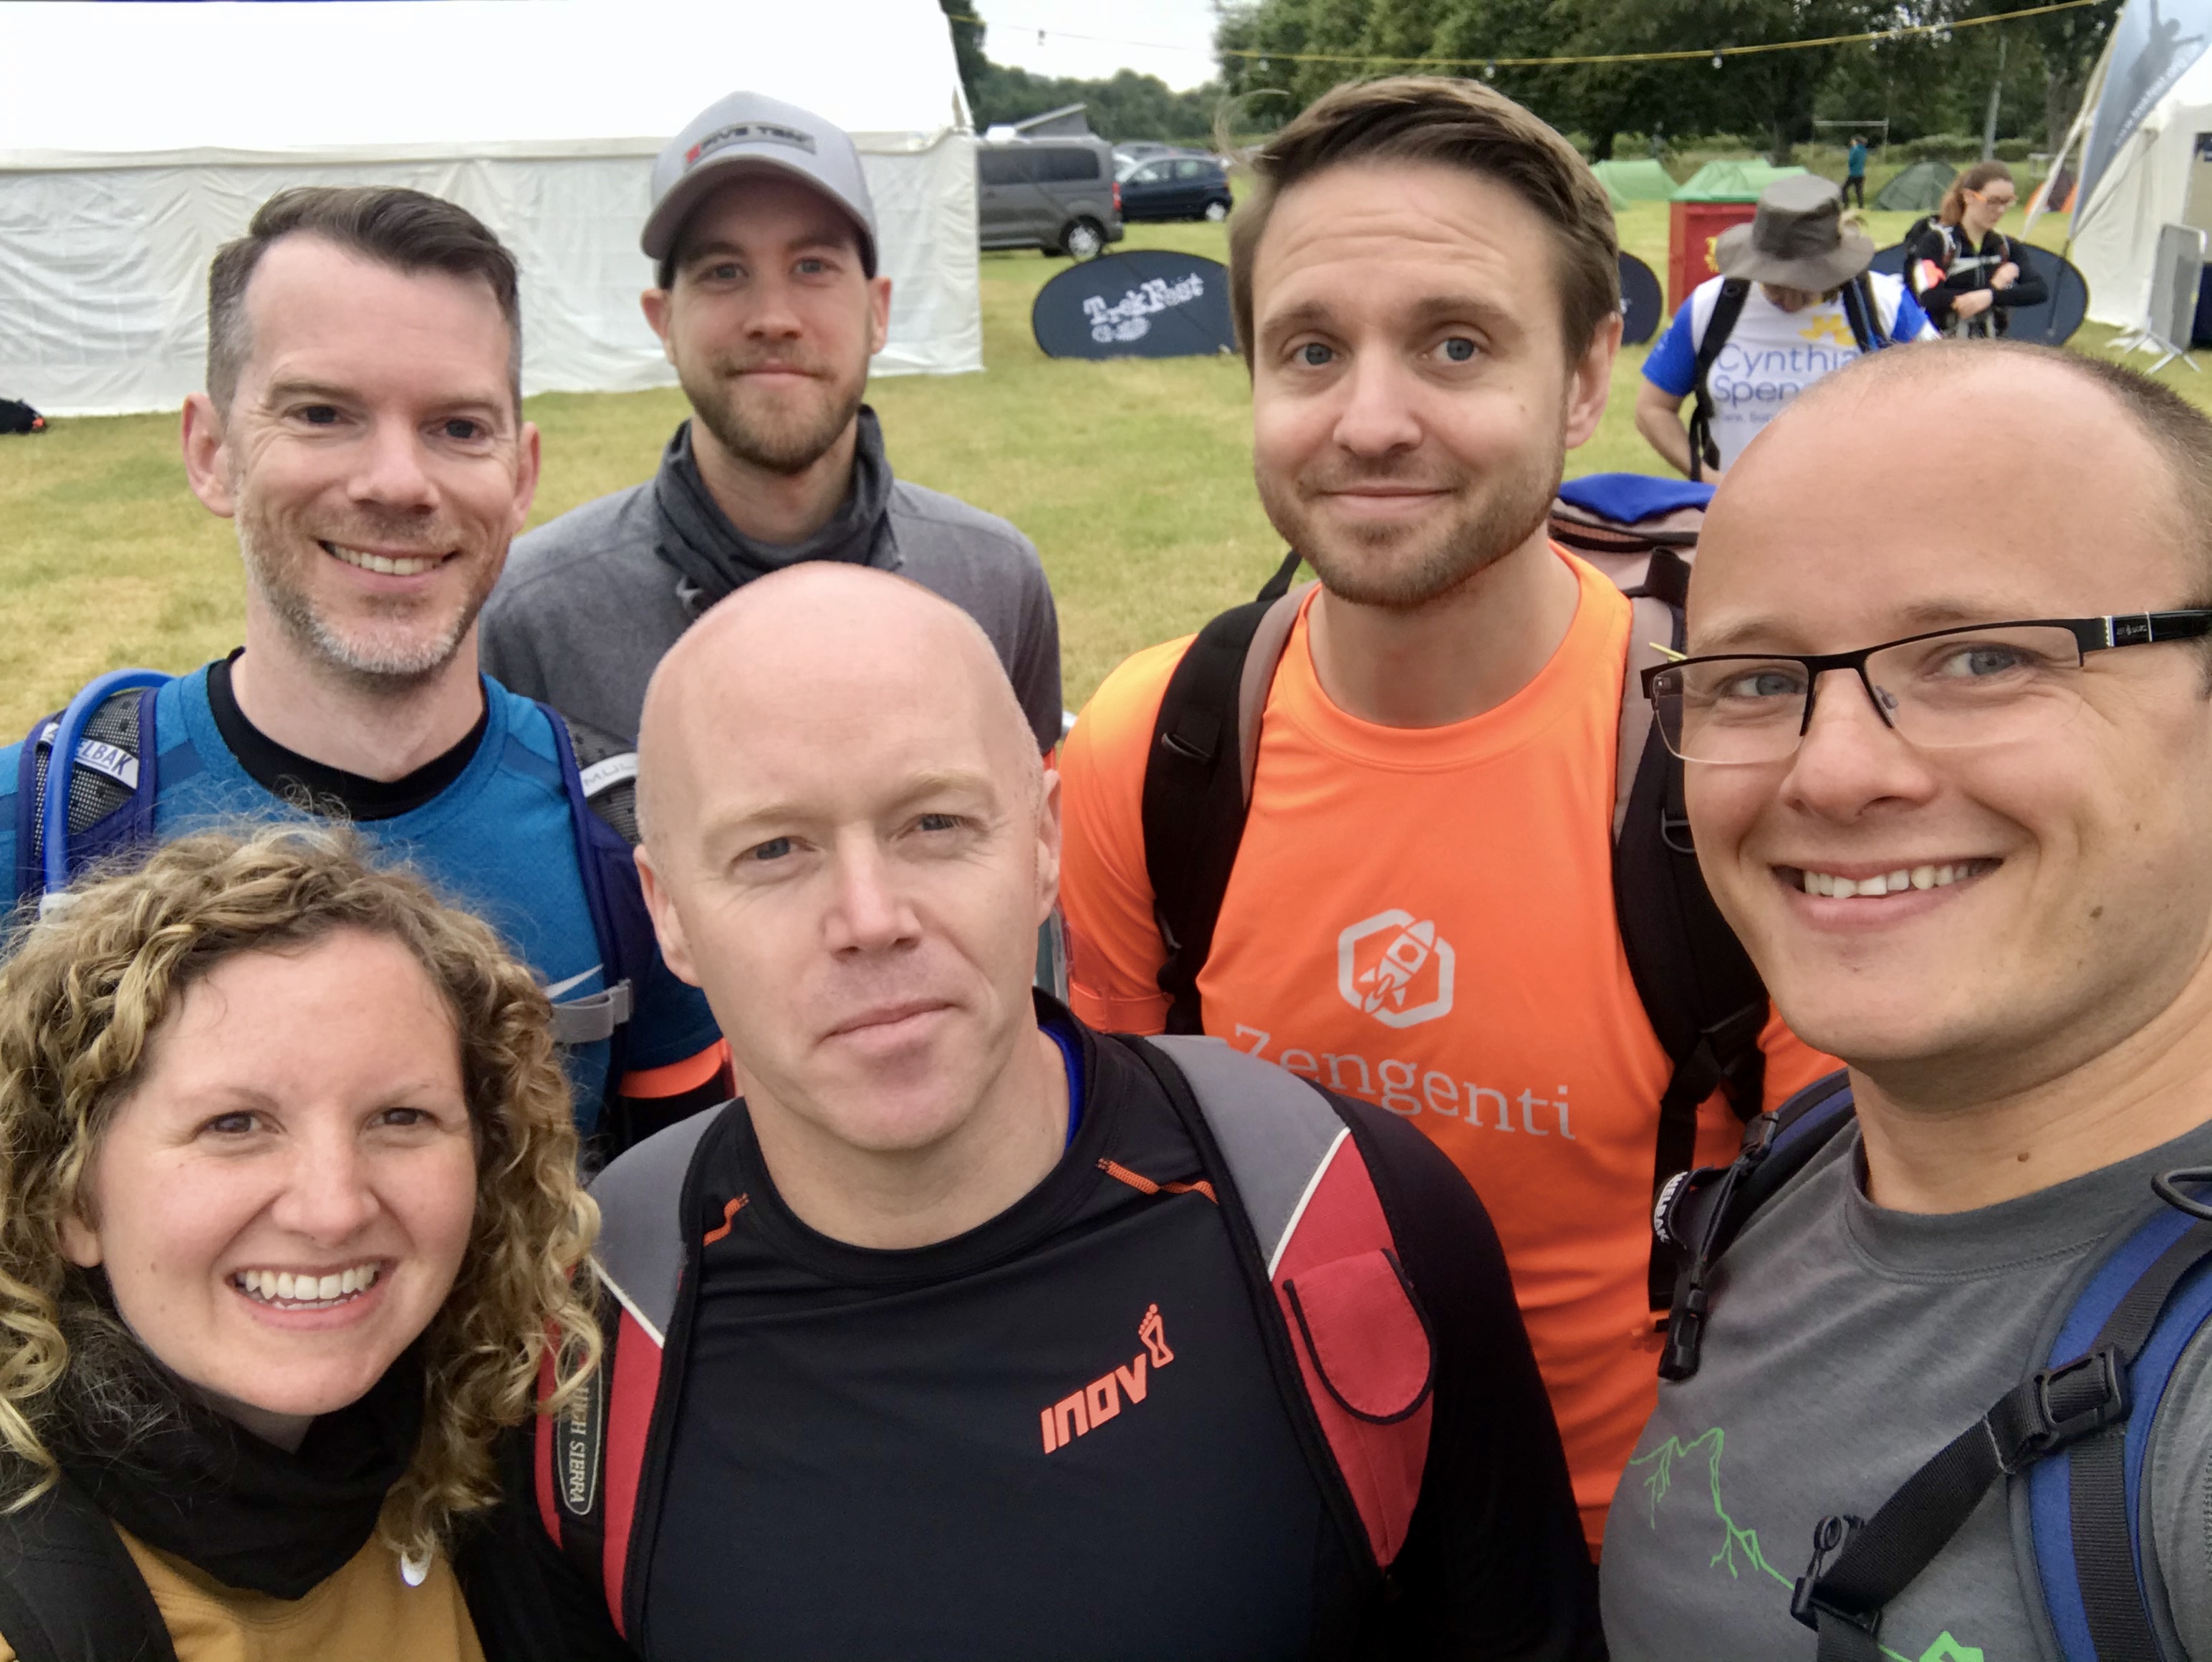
1591;159;1678;203
1671;160;1807;200
2070;44;2212;327
1873;159;1956;213
0;0;981;416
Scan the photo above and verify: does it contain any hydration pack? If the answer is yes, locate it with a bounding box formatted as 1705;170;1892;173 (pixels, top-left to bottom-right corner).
9;668;658;1084
534;1034;1438;1643
1137;474;1771;1317
1658;1075;2212;1661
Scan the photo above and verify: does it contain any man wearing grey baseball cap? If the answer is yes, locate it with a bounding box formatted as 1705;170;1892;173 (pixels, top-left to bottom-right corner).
483;90;1062;751
1635;173;1936;481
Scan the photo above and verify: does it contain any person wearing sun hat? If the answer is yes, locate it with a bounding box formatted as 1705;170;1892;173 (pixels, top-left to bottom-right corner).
1636;171;1936;481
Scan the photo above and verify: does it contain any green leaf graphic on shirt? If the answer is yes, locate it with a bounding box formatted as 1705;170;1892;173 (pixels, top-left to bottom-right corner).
1625;1429;1983;1662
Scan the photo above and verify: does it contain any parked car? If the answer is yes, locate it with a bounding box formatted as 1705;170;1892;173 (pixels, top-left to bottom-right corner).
1111;140;1183;171
1115;154;1233;224
976;138;1125;259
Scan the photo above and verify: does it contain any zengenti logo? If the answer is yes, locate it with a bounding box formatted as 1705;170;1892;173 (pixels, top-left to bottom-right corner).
686;121;817;170
1338;909;1455;1029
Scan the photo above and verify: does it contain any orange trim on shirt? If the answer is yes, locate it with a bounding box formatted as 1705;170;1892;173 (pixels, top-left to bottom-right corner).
620;1039;731;1100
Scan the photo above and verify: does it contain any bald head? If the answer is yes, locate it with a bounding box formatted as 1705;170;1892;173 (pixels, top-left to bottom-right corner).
1719;340;2212;600
630;562;1062;1168
638;564;1043;851
1675;335;2212;1119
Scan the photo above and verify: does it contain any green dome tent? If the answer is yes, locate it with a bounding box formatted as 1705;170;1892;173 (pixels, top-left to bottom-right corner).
1874;159;1955;213
1592;158;1678;203
1671;159;1807;201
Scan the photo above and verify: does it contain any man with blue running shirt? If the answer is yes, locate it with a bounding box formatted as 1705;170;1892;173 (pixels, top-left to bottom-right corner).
0;186;723;1152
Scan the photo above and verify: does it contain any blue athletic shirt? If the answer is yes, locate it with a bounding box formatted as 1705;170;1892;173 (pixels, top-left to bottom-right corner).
0;667;719;1135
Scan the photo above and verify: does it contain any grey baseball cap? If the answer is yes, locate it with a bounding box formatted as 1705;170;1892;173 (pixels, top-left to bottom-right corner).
643;91;878;276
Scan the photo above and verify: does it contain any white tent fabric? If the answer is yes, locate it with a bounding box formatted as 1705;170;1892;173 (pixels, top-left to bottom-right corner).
2072;47;2212;328
0;0;981;416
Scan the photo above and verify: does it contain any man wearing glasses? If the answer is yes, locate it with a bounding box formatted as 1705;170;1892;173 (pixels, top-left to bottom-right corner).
1602;340;2212;1661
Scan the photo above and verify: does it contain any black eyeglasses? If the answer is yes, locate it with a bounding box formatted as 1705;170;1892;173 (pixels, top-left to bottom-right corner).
1643;612;2212;765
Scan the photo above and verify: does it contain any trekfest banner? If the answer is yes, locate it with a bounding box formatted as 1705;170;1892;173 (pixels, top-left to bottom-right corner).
2077;0;2212;218
1031;250;1237;360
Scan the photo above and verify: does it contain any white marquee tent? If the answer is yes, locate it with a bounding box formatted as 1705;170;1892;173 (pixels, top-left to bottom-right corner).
2070;46;2212;328
0;0;981;416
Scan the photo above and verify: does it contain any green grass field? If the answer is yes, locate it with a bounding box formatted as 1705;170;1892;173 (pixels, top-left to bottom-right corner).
0;198;2182;736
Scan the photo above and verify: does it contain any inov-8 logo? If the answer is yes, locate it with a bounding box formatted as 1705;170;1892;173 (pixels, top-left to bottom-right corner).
1040;1304;1175;1453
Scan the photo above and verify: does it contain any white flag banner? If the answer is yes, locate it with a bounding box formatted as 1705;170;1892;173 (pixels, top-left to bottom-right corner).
2077;0;2212;223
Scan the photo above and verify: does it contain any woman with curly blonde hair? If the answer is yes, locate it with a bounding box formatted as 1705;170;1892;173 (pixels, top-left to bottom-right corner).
0;827;599;1661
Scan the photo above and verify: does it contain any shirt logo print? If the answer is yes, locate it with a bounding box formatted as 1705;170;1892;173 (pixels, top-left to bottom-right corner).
1337;910;1456;1029
1040;1305;1174;1453
1799;312;1856;347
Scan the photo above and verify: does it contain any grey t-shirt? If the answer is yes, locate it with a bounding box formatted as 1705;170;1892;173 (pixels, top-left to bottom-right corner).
1602;1114;2212;1662
482;476;1063;749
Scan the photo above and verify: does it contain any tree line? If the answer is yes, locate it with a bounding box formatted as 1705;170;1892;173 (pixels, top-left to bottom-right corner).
943;0;2120;165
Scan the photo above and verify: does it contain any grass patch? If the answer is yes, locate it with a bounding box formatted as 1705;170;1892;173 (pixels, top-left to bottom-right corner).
0;203;2185;734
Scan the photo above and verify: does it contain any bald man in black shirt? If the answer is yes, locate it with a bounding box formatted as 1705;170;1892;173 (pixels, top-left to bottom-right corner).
461;567;1599;1662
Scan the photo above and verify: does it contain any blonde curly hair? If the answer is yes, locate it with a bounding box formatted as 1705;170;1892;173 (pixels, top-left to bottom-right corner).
0;826;600;1562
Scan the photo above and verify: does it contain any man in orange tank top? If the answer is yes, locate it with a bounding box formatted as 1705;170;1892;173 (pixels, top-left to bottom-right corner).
1057;77;1836;1550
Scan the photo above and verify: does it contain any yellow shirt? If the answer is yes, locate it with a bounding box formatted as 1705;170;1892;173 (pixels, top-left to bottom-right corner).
0;1525;484;1662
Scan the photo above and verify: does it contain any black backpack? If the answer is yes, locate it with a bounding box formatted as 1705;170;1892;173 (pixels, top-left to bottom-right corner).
1138;474;1769;1316
0;398;44;436
1686;274;1892;481
1657;1075;2212;1661
0;1476;179;1661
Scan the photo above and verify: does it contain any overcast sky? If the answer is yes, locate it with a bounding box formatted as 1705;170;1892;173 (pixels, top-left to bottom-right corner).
970;0;1226;92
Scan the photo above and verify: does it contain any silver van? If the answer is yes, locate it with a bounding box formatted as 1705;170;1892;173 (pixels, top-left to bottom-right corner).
976;138;1125;260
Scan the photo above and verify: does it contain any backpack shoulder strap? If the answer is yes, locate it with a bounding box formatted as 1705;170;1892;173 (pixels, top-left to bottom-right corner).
1612;561;1772;1316
15;671;169;911
1654;1070;1855;1381
539;706;649;1055
2025;1180;2212;1662
1687;278;1751;481
1140;565;1312;1034
535;1103;731;1640
1130;1034;1434;1573
1841;272;1890;354
1795;1195;2212;1662
0;1476;179;1662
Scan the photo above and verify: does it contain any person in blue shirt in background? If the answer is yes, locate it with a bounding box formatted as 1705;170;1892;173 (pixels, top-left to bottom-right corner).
1635;175;1934;483
1;186;724;1156
1844;135;1868;208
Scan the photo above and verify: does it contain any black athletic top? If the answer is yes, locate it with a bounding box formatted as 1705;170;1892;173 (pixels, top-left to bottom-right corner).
1903;221;2049;335
461;1014;1600;1662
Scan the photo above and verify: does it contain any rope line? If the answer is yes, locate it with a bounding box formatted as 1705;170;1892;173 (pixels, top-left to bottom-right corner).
946;0;2100;72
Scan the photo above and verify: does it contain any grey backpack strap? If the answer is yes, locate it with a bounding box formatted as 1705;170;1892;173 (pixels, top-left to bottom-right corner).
1615;593;1679;841
587;1104;727;1343
1144;1034;1346;1271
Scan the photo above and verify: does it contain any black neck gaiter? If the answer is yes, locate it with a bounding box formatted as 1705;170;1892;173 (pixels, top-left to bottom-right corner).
651;407;898;615
57;1339;424;1600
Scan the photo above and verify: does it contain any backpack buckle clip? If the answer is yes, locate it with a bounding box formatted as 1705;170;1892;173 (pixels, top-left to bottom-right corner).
2000;1346;2130;1471
1790;1513;1872;1634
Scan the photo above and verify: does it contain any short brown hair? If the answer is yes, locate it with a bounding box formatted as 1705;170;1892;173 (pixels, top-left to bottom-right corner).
1227;77;1620;367
0;827;599;1560
206;186;523;413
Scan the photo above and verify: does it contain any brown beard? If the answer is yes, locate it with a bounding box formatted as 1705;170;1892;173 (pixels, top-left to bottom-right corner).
236;499;494;688
1258;429;1565;611
683;352;867;478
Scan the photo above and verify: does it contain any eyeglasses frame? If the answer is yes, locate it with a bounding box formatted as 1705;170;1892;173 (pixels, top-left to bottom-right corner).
1640;610;2212;758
